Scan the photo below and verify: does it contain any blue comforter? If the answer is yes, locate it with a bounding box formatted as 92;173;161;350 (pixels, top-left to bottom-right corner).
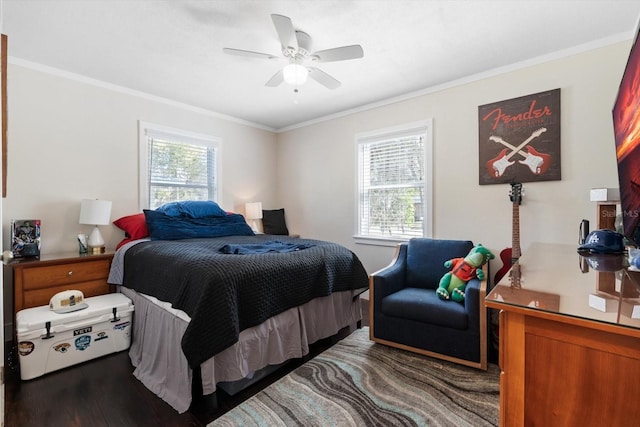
219;240;314;254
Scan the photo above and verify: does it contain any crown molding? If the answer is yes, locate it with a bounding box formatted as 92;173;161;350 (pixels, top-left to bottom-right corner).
276;32;632;133
7;30;633;135
7;57;275;132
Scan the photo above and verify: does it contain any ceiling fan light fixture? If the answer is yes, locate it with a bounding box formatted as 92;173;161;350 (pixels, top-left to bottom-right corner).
223;14;363;90
283;63;308;86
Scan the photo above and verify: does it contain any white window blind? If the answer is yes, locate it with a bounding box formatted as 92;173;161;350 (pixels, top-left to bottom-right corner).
139;122;220;210
357;121;432;242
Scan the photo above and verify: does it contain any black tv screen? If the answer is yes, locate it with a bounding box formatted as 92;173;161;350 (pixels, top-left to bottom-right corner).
613;17;640;247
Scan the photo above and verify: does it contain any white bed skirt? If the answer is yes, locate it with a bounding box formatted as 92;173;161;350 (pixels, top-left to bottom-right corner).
120;287;362;413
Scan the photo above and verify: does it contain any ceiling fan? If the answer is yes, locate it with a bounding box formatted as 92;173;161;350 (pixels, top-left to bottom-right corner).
223;14;364;90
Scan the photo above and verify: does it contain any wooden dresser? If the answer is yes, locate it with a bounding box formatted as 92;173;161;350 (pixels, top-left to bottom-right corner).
486;243;640;427
9;251;115;312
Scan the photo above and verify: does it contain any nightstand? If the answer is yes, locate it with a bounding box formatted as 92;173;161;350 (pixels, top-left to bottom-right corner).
8;251;115;312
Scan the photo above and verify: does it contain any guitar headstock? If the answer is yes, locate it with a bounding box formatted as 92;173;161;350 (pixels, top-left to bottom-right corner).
532;127;547;138
509;182;523;205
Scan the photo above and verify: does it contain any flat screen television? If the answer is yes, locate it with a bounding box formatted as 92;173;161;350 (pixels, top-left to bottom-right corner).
613;16;640;247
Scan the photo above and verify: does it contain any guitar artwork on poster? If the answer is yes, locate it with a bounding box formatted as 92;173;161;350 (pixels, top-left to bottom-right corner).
486;128;550;177
495;182;523;286
478;89;561;185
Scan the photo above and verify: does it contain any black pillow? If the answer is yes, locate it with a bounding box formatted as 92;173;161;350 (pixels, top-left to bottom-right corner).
262;208;289;235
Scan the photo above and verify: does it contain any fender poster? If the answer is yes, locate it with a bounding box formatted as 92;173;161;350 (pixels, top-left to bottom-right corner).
478;89;561;185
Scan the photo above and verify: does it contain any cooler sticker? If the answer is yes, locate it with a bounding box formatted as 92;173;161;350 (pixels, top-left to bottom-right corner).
74;326;93;336
94;332;109;342
18;341;35;357
54;343;71;353
113;321;130;331
75;335;91;351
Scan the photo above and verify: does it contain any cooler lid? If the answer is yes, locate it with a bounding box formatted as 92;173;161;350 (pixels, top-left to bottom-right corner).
16;293;133;334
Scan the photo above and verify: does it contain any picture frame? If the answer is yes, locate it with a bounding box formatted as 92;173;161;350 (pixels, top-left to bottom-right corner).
478;88;561;185
12;219;41;258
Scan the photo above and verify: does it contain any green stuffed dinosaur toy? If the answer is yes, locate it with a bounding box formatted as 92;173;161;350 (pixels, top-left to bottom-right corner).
436;244;494;303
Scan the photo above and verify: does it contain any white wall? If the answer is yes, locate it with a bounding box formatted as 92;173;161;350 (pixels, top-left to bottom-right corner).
277;41;630;274
2;64;277;333
4;64;277;254
2;40;632;332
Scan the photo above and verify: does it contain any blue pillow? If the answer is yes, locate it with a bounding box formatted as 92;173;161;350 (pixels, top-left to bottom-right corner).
155;202;181;217
155;201;227;218
144;209;254;240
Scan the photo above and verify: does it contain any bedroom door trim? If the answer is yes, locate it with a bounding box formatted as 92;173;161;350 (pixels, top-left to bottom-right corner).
0;31;6;427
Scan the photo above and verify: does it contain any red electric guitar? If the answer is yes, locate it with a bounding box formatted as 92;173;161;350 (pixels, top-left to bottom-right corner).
494;182;523;284
485;128;547;177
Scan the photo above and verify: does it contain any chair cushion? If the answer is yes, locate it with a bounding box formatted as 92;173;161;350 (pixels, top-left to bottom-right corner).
381;287;468;330
406;239;474;289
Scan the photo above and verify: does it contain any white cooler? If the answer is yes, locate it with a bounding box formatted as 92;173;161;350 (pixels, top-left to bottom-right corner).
16;293;134;380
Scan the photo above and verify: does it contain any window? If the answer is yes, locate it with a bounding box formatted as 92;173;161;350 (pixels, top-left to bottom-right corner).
139;122;221;210
356;120;433;245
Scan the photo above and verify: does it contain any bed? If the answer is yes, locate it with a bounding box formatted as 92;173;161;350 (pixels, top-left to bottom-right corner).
107;204;368;413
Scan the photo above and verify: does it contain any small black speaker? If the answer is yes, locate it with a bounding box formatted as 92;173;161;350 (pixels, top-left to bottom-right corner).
579;219;590;244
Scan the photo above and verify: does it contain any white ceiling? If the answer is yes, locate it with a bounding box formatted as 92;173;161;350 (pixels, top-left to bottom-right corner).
3;0;640;131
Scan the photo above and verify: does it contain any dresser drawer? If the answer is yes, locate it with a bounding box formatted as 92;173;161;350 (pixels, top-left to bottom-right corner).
19;259;112;290
11;251;115;313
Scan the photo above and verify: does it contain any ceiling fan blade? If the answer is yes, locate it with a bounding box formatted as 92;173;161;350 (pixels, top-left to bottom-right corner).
308;67;341;89
271;14;298;51
223;48;278;60
265;69;284;87
312;45;364;63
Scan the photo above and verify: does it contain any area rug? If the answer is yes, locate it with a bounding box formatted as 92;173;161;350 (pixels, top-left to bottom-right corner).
209;327;500;426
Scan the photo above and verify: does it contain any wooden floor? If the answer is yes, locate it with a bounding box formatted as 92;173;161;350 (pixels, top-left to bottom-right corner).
4;321;362;426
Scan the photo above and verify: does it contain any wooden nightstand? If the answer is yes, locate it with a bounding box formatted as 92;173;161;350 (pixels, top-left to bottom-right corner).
8;251;115;312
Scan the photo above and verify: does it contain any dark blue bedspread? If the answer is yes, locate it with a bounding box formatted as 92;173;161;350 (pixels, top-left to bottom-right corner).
121;235;368;367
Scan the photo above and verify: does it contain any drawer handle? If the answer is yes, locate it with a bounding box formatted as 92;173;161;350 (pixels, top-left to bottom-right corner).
67;271;73;276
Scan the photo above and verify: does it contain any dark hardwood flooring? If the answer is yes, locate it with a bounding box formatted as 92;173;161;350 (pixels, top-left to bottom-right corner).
4;314;367;427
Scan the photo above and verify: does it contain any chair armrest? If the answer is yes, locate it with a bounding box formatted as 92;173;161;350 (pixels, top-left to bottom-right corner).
463;264;488;328
370;243;407;301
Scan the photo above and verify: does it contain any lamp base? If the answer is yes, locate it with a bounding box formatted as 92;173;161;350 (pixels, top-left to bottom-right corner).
87;226;105;247
250;219;262;234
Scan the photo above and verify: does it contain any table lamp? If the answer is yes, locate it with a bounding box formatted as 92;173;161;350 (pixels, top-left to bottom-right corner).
79;199;112;253
245;202;263;233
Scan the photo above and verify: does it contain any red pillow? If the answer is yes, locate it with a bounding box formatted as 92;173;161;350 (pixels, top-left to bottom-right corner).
113;213;149;240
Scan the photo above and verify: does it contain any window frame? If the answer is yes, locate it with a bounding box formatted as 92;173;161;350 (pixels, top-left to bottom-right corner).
354;119;433;247
138;121;222;211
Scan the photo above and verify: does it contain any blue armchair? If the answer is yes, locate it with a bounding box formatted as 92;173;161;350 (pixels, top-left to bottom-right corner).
369;238;488;370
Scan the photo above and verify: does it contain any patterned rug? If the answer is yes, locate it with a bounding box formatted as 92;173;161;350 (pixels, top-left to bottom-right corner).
209;327;500;427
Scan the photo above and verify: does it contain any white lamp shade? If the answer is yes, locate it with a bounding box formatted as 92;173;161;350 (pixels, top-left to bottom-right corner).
245;202;263;220
79;199;112;225
283;63;308;86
